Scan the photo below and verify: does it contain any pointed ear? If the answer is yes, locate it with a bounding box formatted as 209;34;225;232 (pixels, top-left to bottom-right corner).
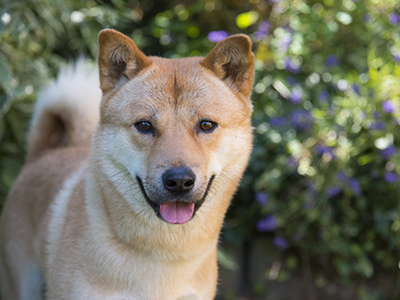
201;35;255;97
98;29;151;94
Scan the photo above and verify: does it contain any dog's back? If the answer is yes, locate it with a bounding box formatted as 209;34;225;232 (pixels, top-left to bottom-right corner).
0;61;101;299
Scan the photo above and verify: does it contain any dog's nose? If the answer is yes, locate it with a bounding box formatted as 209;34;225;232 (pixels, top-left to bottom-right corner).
162;167;196;194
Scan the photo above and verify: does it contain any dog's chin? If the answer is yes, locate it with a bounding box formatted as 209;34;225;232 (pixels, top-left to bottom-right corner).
136;176;215;224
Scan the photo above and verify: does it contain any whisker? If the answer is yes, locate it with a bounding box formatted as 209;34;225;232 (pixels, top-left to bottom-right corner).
109;169;129;181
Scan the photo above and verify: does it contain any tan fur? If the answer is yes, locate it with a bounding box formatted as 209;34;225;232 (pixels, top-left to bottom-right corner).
0;29;254;299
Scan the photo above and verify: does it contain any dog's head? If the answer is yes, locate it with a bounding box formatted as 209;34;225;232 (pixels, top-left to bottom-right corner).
94;29;254;226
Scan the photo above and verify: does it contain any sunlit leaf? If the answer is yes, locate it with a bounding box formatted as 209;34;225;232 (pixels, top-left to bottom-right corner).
236;11;258;29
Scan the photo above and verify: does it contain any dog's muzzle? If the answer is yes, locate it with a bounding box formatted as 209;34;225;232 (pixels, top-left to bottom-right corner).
136;172;215;224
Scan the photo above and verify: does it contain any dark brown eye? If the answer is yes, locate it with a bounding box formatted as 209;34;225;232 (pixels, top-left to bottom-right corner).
199;120;217;132
135;121;153;133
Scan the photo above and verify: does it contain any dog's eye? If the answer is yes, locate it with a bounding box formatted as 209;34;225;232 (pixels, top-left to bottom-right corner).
135;121;153;133
199;120;217;132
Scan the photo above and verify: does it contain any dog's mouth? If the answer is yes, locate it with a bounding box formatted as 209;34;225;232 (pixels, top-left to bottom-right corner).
136;175;215;224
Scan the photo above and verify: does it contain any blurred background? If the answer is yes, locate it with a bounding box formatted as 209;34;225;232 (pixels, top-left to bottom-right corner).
1;0;400;299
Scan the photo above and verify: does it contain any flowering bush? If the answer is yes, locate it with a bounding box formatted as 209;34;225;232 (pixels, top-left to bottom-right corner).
1;0;400;299
245;0;400;297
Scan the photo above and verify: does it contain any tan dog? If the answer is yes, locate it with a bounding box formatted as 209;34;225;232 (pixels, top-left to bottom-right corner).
0;29;254;299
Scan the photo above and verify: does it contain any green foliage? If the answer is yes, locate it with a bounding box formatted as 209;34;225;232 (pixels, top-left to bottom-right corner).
1;0;400;298
246;0;400;298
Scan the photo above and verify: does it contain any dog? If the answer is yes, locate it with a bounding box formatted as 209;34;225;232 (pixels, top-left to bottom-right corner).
0;29;254;299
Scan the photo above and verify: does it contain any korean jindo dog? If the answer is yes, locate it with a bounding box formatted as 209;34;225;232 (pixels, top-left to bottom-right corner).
0;29;254;299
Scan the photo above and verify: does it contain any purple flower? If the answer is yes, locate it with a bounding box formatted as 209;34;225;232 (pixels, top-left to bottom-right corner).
336;173;361;195
290;89;302;104
326;54;340;67
384;172;398;184
393;54;400;63
254;20;270;41
315;145;325;155
208;31;229;43
390;13;400;25
254;31;266;41
273;236;289;250
316;144;336;158
349;178;361;196
337;171;348;182
353;84;361;95
258;20;270;33
370;121;386;131
381;145;398;159
255;192;268;206
256;215;278;232
364;14;372;23
284;57;300;74
286;76;296;86
280;35;292;50
286;157;298;168
382;100;396;114
373;110;381;119
319;90;329;102
269;116;287;127
326;186;341;198
290;109;314;131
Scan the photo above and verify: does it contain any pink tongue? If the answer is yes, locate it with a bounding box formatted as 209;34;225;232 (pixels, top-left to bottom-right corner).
159;202;195;224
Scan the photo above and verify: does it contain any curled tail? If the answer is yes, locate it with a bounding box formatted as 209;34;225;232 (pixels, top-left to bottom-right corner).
27;60;102;161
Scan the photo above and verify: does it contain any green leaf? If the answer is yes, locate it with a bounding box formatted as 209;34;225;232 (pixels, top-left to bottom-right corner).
236;11;258;29
0;53;12;88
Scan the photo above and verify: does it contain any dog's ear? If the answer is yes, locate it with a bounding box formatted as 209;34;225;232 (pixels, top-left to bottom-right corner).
98;29;151;94
201;35;255;98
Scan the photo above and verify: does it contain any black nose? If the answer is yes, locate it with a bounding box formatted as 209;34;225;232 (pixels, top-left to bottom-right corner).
162;167;196;194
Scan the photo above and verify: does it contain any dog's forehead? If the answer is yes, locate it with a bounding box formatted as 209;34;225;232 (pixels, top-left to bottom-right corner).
106;56;252;124
139;56;249;110
112;57;209;107
146;56;212;100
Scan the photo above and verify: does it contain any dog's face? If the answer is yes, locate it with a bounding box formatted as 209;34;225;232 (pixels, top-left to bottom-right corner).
94;30;254;226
